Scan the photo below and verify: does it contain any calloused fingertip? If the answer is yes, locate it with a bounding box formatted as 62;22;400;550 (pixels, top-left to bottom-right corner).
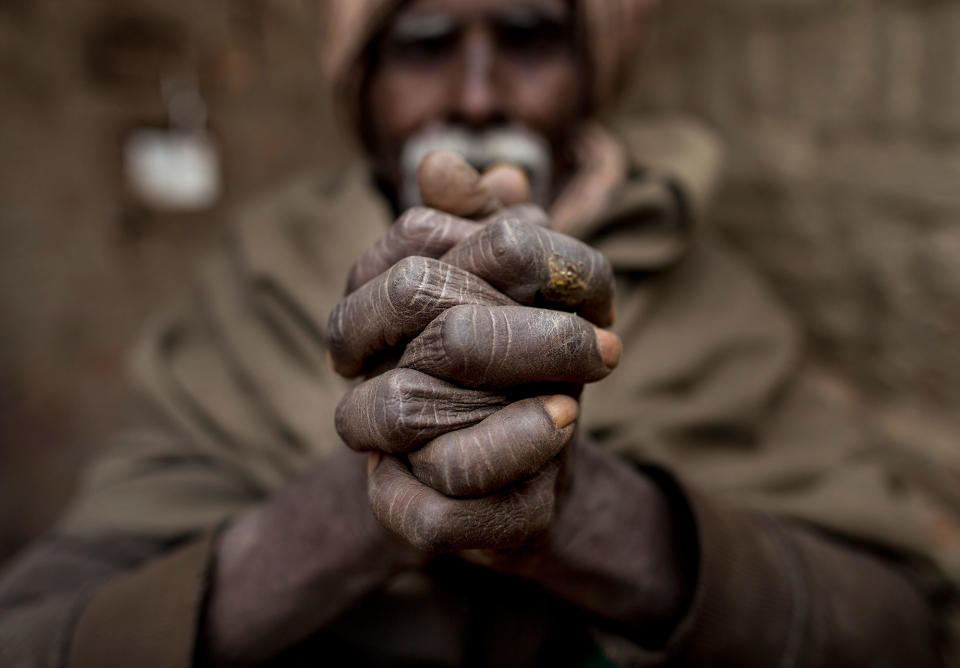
594;328;622;370
543;395;579;429
367;452;382;474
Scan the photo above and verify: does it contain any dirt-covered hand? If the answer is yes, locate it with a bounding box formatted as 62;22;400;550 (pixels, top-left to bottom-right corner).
336;303;621;553
328;220;615;379
363;394;578;553
329;150;620;555
342;151;545;294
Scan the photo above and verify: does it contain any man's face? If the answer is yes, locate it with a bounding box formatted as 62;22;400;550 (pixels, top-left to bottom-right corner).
365;0;584;207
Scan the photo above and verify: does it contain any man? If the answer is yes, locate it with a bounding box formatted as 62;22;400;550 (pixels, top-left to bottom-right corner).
1;0;958;666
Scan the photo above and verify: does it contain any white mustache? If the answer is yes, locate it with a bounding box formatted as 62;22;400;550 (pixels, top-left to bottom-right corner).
400;124;552;209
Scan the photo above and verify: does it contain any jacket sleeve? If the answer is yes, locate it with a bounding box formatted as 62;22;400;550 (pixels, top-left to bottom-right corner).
594;468;945;667
0;406;261;668
0;169;392;668
67;534;215;668
0;530;207;668
581;233;960;664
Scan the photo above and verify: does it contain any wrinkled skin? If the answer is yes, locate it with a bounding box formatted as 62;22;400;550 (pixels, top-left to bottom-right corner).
329;155;618;552
328;155;690;643
203;1;689;660
342;0;611;558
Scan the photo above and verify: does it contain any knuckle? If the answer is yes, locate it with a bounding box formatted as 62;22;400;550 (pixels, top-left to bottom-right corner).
393;207;434;242
383;369;450;445
489;214;532;236
408;499;451;553
345;254;380;294
515;493;554;537
366;370;424;451
392;253;429;278
326;303;344;344
335;371;420;451
485;217;537;263
400;305;491;382
381;368;415;425
512;204;550;227
382;367;414;401
386;256;430;307
435;304;477;356
325;302;351;360
333;391;355;442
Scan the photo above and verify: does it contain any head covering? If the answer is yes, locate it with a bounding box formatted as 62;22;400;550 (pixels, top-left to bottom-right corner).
321;0;656;135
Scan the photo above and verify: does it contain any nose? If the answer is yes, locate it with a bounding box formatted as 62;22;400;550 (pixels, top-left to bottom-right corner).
452;25;504;128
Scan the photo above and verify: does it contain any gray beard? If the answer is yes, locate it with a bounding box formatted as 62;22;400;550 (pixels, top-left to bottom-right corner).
399;123;552;210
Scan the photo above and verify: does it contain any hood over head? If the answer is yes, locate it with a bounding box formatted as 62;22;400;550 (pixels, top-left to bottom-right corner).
321;0;657;142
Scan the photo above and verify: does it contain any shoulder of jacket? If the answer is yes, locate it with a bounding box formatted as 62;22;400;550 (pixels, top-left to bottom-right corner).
608;115;725;217
233;159;372;222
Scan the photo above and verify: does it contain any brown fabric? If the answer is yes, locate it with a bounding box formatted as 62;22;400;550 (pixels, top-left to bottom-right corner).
52;116;960;662
68;534;214;668
59;163;393;528
59;118;709;533
642;476;940;667
0;532;179;668
550;121;629;236
321;0;656;135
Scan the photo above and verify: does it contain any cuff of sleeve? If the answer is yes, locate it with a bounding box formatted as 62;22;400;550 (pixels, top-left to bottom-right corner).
68;533;216;668
596;467;805;668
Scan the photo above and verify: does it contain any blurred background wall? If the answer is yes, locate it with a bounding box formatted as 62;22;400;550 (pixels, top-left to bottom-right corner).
1;0;959;562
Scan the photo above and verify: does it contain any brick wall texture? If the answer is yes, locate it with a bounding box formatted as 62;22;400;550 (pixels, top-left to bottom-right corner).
634;0;960;422
1;0;959;557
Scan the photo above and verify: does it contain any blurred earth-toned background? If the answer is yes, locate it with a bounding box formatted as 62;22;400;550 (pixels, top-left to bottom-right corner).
2;0;960;562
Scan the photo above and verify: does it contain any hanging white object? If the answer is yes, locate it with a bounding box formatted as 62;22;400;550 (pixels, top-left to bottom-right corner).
123;69;222;212
123;129;221;212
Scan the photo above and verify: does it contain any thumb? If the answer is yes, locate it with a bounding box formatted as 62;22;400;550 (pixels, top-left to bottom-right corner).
479;164;531;208
418;152;531;219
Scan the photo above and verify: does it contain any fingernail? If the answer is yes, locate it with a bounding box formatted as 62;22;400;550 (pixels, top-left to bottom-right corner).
594;328;622;369
543;395;578;429
367;452;382;474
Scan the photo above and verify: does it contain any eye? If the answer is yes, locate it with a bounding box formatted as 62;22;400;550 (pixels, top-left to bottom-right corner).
493;13;570;59
383;14;461;64
389;32;459;62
